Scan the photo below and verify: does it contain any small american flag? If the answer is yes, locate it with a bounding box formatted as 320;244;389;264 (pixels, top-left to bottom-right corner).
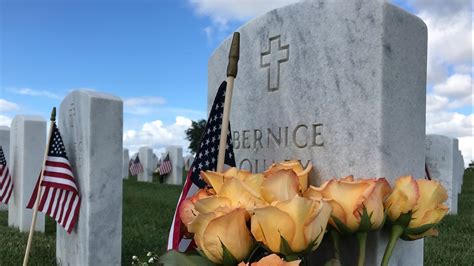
26;123;81;234
130;156;144;176
167;81;236;251
159;154;172;175
0;146;13;204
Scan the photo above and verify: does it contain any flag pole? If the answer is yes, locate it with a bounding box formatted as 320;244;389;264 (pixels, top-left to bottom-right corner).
23;107;56;266
217;32;240;173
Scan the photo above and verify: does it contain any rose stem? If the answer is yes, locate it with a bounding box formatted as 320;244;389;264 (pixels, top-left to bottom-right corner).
381;225;404;266
356;232;367;266
330;229;342;262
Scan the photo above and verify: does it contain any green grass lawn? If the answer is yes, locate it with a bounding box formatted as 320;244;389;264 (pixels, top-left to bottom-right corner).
0;171;473;265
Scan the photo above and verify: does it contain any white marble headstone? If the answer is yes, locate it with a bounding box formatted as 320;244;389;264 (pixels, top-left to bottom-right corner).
56;90;123;265
184;155;194;171
123;148;129;179
425;135;458;214
137;146;155;182
8;116;46;232
208;1;427;264
164;146;183;185
0;126;11;211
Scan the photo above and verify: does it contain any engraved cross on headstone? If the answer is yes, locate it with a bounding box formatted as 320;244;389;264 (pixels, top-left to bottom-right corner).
260;35;289;91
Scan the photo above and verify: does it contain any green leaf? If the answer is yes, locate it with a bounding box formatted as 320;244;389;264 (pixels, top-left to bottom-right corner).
279;235;294;256
357;206;373;232
159;250;215;266
221;240;238;266
404;223;436;236
331;215;353;235
394;212;413;228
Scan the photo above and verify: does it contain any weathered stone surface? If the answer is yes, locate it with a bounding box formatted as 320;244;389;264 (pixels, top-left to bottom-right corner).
184;155;194;171
208;1;427;265
0;126;10;211
56;90;123;265
425;135;457;214
164;146;183;185
123;148;129;179
137;146;155;182
8;116;46;232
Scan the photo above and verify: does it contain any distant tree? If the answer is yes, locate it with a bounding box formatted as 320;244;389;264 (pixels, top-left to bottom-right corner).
185;119;207;155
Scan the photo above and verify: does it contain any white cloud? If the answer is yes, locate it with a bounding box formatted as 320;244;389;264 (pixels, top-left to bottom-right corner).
123;116;192;155
433;74;472;98
0;115;12;127
426;111;472;139
123;96;167;115
7;88;61;100
190;0;301;26
189;0;302;41
459;136;473;167
426;94;449;112
124;96;166;107
416;8;472;86
404;0;469;17
0;99;19;113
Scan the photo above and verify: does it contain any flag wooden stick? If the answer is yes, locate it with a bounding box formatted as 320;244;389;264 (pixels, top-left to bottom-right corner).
23;107;56;266
217;32;240;173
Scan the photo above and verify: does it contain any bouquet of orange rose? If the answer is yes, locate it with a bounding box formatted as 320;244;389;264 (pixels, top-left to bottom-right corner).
160;160;448;266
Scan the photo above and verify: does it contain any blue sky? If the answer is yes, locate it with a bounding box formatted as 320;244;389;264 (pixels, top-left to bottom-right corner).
1;0;228;126
0;0;472;163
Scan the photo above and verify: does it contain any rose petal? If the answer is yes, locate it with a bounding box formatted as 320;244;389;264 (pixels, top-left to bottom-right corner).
262;170;300;203
360;178;391;229
179;198;198;226
251;254;301;266
194;196;232;214
203;209;254;263
410;179;448;227
201;171;226;193
384;176;419;222
276;196;331;252
322;179;371;232
188;212;218;262
219;178;267;210
251;206;296;253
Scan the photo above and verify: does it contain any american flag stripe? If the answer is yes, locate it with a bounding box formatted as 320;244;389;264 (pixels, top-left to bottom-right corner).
0;146;13;204
27;123;81;233
160;154;172;175
167;81;236;251
130;156;144;176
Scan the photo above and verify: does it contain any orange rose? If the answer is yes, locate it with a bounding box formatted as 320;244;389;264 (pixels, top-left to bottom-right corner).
384;176;448;239
304;176;391;233
238;254;300;266
264;160;312;192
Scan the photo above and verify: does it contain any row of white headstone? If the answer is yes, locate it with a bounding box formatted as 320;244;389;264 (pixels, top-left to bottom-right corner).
0;90;123;265
425;134;465;215
121;146;189;185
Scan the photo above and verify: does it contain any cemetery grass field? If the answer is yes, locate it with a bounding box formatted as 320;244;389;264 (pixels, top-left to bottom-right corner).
0;171;473;265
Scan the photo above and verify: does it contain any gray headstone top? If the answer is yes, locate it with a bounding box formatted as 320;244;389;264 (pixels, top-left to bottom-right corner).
208;0;427;184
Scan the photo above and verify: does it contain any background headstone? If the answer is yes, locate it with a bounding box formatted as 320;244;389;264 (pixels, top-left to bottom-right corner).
56;90;123;265
455;149;464;194
164;146;183;185
208;1;427;265
0;126;10;211
8;115;46;232
123;148;129;179
425;135;458;214
184;155;194;171
137;146;155;182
